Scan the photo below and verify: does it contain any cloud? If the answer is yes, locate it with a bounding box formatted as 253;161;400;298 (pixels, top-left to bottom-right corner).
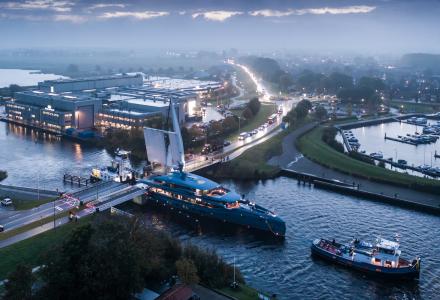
249;6;376;17
99;11;169;20
249;9;295;18
54;14;86;23
87;3;126;10
192;10;242;22
1;0;75;12
296;6;377;15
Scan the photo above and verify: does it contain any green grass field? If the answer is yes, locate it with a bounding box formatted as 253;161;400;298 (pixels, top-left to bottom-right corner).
297;126;440;192
12;197;56;210
0;217;91;279
226;103;277;141
218;284;270;300
390;100;440;114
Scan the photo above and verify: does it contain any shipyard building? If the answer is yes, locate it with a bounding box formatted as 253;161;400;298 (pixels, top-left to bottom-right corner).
4;73;225;134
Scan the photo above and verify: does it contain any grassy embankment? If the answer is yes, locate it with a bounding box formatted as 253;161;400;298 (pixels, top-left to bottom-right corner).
226;103;277;140
390;100;440;114
0;216;90;279
11;197;56;210
0;211;70;242
297;125;440;194
204;118;311;180
218;284;270;300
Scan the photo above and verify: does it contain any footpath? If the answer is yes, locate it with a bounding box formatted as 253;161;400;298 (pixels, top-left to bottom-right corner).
268;123;440;211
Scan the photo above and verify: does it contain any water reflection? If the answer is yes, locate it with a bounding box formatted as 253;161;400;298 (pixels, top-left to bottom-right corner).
130;177;439;299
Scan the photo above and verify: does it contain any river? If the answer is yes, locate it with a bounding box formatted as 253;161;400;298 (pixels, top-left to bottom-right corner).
1;120;439;299
135;177;440;299
0;69;67;88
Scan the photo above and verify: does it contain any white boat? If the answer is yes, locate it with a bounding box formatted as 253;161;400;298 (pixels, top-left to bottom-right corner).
91;149;134;182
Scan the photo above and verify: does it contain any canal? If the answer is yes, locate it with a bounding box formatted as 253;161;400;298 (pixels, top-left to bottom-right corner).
134;177;440;299
1;120;439;299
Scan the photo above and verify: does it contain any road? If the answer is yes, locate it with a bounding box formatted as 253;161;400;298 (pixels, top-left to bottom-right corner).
184;60;299;172
0;181;128;231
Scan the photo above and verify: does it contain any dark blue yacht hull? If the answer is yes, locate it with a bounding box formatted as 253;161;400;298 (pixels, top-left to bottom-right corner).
146;192;286;237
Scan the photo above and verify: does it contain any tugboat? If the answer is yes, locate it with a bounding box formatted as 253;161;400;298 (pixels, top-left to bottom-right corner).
91;149;135;183
311;237;420;279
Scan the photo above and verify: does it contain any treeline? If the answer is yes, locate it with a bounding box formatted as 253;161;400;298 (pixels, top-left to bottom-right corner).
321;127;344;153
283;99;312;125
321;127;376;165
0;84;25;98
3;216;244;300
240;56;293;92
0;170;7;182
296;70;386;110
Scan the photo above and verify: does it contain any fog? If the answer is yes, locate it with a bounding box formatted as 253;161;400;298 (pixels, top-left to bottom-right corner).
0;0;439;55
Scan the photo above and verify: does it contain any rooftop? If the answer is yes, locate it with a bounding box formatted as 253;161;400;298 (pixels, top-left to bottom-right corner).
39;73;143;85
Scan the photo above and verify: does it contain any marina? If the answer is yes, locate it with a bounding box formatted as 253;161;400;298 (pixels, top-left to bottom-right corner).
339;118;440;178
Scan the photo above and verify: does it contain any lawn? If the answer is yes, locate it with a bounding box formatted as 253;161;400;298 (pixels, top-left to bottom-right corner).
226;103;277;141
0;216;91;279
0;211;69;242
297;126;440;193
218;284;270;300
390;100;440;114
12;197;56;210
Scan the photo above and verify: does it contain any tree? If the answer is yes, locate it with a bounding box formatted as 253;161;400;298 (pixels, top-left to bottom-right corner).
314;105;328;120
294;99;312;120
279;73;294;92
66;64;79;74
242;107;254;120
38;221;143;300
3;264;34;300
176;258;199;285
247;97;261;115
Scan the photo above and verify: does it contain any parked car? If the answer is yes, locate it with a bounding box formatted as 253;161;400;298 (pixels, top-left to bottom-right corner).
1;197;12;206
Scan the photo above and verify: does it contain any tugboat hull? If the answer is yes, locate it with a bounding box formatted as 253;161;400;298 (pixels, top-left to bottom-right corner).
311;240;420;279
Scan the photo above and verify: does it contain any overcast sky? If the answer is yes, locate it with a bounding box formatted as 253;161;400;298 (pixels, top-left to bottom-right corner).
0;0;439;54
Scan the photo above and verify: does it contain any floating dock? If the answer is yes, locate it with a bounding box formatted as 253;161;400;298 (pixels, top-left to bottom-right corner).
63;174;91;186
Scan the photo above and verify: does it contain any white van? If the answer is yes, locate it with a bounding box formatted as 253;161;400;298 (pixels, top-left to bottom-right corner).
1;198;12;206
238;132;249;140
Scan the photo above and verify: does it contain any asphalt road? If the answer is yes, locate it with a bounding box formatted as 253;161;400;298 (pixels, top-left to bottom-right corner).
0;181;127;231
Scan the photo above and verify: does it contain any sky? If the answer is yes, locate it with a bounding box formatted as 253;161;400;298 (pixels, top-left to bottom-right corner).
0;0;439;54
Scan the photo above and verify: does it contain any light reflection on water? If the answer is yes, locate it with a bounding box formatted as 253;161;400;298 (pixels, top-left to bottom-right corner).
134;177;440;299
340;121;440;177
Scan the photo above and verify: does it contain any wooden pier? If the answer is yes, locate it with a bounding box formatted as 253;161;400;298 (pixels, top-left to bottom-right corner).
384;134;417;145
63;174;91;186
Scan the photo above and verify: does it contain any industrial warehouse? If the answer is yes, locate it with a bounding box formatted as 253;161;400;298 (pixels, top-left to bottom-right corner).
3;73;226;136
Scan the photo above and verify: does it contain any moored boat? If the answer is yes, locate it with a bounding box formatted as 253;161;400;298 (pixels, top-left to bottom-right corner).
311;237;420;279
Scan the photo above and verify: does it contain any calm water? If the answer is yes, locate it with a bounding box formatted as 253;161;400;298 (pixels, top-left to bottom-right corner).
0;122;113;190
1;120;440;299
0;69;67;88
339;121;440;177
136;178;440;299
